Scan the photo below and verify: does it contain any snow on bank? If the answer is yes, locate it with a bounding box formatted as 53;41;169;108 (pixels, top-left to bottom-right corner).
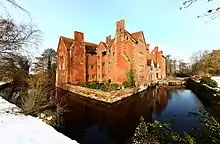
0;81;6;86
211;76;220;88
0;97;78;144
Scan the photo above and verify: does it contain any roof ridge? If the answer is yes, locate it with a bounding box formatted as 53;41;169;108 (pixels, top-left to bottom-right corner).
131;31;143;34
125;30;138;42
60;36;73;40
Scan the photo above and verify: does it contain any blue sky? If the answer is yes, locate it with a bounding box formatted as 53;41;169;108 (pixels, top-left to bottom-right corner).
2;0;220;62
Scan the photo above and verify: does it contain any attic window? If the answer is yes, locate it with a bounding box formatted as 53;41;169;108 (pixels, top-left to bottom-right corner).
127;36;128;40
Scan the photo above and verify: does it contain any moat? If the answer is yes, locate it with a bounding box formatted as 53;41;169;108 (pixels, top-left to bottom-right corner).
57;87;205;144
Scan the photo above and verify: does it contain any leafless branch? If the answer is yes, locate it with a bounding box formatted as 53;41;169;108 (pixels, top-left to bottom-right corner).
0;18;42;57
0;0;31;18
180;0;220;19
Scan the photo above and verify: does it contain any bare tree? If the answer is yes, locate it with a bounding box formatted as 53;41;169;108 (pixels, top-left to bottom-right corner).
178;59;185;73
166;55;171;76
0;0;30;16
173;59;177;74
0;18;41;82
0;18;41;56
180;0;220;19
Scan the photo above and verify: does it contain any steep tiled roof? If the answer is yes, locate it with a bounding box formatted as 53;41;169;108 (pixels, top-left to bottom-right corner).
131;31;142;41
60;36;98;53
100;42;107;48
85;42;98;53
84;42;98;47
60;36;74;48
125;30;138;43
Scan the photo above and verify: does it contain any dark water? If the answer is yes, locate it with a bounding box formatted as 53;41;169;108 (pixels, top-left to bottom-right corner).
56;87;205;144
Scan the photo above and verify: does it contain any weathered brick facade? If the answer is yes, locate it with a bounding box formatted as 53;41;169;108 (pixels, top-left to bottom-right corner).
56;19;166;88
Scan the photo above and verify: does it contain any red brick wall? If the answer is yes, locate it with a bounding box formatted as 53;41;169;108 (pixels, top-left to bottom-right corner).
149;46;166;79
86;53;97;82
97;43;107;82
56;38;68;88
70;31;86;84
106;46;112;82
56;19;167;88
131;34;148;84
111;20;130;83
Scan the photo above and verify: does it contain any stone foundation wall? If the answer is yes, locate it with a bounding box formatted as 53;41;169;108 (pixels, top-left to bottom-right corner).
65;84;138;103
185;78;220;106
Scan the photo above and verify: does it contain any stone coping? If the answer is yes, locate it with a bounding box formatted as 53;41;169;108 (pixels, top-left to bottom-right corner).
65;84;147;103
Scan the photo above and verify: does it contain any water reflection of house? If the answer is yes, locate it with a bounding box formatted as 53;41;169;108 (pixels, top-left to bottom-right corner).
152;88;168;115
56;88;154;144
56;19;166;88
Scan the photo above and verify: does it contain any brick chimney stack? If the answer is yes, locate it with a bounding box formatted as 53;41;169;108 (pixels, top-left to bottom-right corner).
155;46;159;52
74;31;84;42
116;19;125;33
106;35;111;45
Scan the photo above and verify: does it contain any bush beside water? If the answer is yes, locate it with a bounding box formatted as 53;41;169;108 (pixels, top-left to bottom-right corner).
200;76;218;88
83;81;120;91
131;107;220;144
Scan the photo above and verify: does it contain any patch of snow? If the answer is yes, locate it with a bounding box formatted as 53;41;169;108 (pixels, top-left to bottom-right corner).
0;97;78;144
211;76;220;88
0;82;6;86
138;85;148;92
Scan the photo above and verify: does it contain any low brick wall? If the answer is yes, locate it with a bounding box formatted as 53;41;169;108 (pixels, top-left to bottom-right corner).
185;78;220;106
65;84;138;103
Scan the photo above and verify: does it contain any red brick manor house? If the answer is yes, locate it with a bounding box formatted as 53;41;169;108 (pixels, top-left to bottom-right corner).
56;19;166;88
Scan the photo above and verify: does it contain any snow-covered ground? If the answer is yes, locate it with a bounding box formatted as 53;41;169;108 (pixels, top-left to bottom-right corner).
0;81;6;86
211;76;220;88
0;96;78;144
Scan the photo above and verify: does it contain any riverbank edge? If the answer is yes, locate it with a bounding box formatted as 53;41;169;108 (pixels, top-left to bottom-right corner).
185;78;220;119
0;96;79;144
60;78;186;104
185;78;220;105
64;84;147;103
